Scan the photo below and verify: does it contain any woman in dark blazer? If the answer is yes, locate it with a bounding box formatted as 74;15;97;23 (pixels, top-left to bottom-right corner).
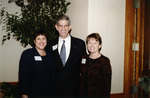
19;30;55;98
79;33;112;98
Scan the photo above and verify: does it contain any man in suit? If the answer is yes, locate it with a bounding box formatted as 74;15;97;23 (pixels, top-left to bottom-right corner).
46;15;86;97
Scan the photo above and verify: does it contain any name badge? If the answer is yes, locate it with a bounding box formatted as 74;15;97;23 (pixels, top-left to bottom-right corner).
52;44;58;51
81;58;86;64
34;56;42;61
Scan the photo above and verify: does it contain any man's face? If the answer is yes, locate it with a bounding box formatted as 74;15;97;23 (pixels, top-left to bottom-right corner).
55;20;71;39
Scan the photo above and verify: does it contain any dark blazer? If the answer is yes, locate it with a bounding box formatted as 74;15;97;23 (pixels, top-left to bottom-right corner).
19;47;55;98
46;36;86;97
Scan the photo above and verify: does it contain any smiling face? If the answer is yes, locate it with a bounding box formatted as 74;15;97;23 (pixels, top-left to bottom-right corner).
34;35;47;51
87;38;101;54
55;20;71;39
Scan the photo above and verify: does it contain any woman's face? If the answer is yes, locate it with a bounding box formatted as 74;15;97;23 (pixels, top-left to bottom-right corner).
87;38;101;54
34;35;47;50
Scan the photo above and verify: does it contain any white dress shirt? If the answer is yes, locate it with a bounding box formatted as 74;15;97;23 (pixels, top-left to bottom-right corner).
58;35;71;62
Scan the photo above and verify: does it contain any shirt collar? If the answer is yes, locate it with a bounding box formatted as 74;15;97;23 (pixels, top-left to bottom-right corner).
59;35;71;42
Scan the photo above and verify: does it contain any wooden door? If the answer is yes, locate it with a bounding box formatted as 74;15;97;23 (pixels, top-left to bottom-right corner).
124;0;150;98
138;0;150;98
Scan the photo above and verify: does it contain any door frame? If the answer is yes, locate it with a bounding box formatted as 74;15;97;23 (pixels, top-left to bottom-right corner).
124;0;145;97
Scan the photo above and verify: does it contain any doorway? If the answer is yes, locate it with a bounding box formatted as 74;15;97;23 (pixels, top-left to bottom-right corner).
138;0;150;98
124;0;150;98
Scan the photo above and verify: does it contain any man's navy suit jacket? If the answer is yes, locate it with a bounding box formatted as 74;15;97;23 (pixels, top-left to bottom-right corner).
46;36;86;97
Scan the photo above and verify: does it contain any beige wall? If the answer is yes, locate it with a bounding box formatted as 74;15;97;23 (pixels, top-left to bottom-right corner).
0;0;31;82
0;0;125;94
88;0;125;93
66;0;88;40
66;0;125;93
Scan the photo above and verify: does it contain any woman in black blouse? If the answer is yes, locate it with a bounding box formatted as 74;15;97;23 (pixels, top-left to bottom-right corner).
19;30;55;98
80;33;112;98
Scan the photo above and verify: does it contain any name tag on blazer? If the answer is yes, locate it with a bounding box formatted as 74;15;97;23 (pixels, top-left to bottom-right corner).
81;58;86;64
52;44;58;51
34;56;42;61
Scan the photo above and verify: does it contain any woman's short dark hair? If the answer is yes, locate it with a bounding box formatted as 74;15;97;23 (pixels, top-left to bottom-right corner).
86;33;102;51
33;29;48;40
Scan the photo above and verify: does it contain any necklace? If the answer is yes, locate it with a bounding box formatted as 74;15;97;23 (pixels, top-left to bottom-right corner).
89;53;101;59
39;51;46;56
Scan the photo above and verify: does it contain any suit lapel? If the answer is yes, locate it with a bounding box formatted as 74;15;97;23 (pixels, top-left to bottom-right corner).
53;36;76;68
52;38;64;68
65;37;75;66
